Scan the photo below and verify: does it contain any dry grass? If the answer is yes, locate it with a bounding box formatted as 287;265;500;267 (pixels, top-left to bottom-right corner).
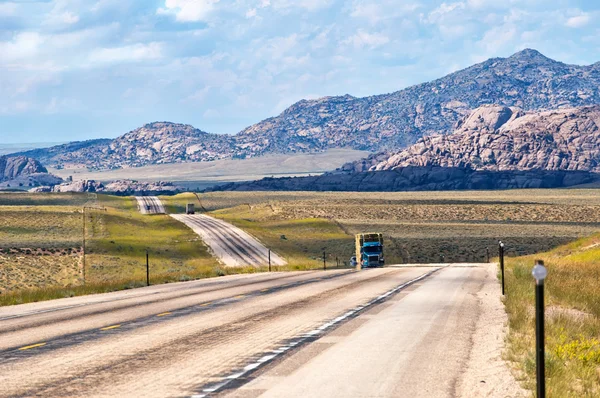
504;233;600;397
211;204;354;269
194;190;600;264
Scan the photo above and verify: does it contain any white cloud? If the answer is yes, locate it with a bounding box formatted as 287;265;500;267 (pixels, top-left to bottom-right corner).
0;32;45;64
343;29;389;49
157;0;220;22
0;2;17;17
565;14;590;28
246;8;257;18
426;2;465;24
270;0;333;12
89;43;164;64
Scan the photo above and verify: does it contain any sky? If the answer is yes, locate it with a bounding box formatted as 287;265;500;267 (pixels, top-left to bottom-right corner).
0;0;599;143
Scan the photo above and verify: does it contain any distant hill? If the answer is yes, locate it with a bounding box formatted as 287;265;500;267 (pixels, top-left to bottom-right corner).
237;49;600;153
0;156;47;181
16;49;600;171
0;156;62;190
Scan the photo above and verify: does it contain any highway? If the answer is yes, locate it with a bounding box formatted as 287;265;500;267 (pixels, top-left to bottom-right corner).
172;214;287;267
135;196;166;214
0;264;509;398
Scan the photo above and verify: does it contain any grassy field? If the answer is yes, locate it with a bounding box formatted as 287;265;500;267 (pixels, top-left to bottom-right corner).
0;193;223;305
504;233;600;397
191;190;600;264
2;189;600;306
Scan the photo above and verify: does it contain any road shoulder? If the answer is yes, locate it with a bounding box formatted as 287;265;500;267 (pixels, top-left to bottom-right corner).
455;262;526;397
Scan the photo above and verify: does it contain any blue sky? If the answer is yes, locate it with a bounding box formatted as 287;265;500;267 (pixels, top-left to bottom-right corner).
1;0;599;143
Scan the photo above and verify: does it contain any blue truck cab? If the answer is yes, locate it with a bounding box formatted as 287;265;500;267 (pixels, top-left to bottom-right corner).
355;233;384;269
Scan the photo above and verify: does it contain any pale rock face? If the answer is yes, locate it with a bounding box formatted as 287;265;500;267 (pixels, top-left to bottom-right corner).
370;106;600;173
0;156;47;181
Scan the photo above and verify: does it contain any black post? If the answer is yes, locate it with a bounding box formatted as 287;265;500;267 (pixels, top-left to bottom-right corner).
268;249;271;272
82;208;86;285
486;247;490;263
146;250;150;287
323;251;326;271
533;260;547;398
499;241;505;295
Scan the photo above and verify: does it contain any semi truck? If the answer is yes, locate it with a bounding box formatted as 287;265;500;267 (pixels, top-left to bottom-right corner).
355;233;384;269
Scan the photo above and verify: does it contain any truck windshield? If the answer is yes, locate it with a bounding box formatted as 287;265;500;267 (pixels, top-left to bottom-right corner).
364;246;382;254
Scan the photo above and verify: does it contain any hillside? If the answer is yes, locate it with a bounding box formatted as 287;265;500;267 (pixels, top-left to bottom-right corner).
370;105;600;172
16;49;600;171
237;49;600;153
0;156;62;190
0;156;47;181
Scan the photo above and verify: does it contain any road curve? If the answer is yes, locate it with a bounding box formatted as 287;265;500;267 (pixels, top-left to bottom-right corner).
136;196;166;215
172;214;287;267
0;267;443;398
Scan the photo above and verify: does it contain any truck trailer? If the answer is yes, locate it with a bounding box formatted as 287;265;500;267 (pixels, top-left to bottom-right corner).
355;233;384;269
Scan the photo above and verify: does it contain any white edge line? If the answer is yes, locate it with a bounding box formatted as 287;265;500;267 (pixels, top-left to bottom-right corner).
191;267;440;397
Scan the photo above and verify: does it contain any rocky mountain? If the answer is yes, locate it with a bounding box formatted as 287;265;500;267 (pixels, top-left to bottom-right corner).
16;124;237;170
369;105;600;173
237;49;600;153
15;49;600;171
0;156;63;190
0;156;47;181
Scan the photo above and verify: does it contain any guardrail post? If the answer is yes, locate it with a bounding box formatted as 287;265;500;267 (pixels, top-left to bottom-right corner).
499;241;505;295
533;260;547;398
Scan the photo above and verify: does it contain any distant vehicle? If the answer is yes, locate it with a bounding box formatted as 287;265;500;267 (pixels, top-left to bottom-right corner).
355;233;384;269
350;256;357;267
186;203;195;215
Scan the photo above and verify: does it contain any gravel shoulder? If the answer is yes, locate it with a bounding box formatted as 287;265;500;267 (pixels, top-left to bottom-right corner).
455;262;527;397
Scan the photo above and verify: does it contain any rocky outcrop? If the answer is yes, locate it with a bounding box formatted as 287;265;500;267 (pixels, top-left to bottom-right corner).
16;49;600;171
45;179;179;195
205;167;599;192
371;105;600;172
0;156;47;181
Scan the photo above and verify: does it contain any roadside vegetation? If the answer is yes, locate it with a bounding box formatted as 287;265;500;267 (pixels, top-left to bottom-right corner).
504;233;600;397
196;189;600;264
2;189;600;307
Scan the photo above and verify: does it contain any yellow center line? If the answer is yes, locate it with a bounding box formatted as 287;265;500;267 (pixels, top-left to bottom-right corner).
235;295;245;299
260;288;269;292
200;302;212;307
156;312;172;317
100;324;121;331
19;343;46;351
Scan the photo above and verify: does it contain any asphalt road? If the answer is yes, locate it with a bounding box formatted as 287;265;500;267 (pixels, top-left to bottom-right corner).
227;265;486;398
0;266;482;398
135;196;166;214
172;214;287;267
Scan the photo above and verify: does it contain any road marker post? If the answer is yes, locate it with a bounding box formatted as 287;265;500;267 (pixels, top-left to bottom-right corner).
486;247;490;263
323;251;326;271
146;249;150;286
533;260;547;398
499;241;505;295
268;249;271;272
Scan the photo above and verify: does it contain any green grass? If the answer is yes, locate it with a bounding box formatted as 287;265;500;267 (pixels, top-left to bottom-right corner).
211;204;355;269
504;233;600;397
0;192;92;206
